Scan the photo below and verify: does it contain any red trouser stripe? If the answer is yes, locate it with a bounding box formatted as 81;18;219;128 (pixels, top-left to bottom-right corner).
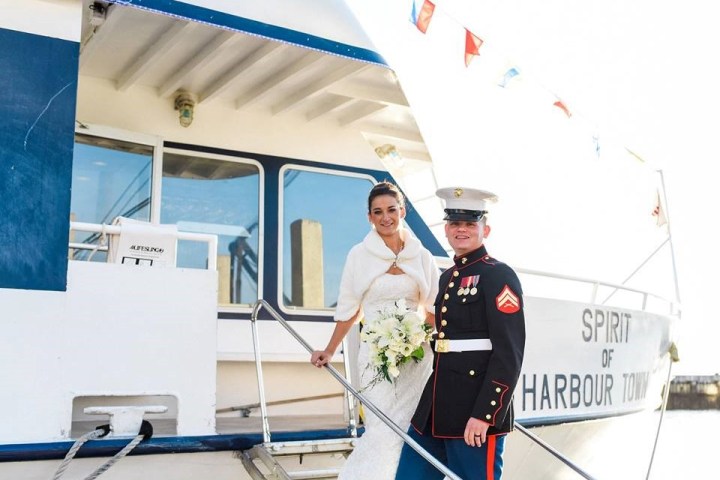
486;435;497;479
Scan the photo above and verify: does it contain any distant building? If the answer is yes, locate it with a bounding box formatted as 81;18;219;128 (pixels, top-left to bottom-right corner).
667;374;720;409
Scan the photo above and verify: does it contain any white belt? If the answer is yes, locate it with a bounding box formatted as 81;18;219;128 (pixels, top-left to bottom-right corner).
434;338;493;353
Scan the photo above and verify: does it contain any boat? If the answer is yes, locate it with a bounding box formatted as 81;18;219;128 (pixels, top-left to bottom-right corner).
0;1;679;479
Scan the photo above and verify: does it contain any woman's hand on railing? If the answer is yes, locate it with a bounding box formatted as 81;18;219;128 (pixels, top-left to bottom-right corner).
310;350;333;368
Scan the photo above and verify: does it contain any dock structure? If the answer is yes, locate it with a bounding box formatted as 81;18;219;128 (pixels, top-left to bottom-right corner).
667;374;720;409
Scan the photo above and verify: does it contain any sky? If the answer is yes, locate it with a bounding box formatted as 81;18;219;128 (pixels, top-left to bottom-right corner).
347;0;719;375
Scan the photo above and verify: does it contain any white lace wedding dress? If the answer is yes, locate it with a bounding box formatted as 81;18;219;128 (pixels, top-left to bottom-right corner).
339;273;433;480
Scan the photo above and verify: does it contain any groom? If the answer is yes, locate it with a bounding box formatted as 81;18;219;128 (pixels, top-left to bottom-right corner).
395;187;526;480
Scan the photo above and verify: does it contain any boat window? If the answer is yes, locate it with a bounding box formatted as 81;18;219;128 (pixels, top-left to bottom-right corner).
161;151;261;306
281;168;374;310
70;134;153;262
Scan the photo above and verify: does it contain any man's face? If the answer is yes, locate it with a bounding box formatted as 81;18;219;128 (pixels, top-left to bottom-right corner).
445;220;491;256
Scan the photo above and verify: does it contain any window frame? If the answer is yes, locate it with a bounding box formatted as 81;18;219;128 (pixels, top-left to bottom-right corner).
73;123;164;223
162;146;265;314
277;163;376;317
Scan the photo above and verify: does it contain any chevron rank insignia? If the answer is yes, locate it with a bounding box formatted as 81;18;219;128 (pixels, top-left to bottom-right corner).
496;285;520;314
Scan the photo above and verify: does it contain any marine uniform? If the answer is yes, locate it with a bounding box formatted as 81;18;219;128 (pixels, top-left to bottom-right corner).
411;244;526;437
395;186;526;480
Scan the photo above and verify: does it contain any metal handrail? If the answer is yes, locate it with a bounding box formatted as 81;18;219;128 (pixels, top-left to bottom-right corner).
513;423;598;480
435;255;679;314
250;299;462;480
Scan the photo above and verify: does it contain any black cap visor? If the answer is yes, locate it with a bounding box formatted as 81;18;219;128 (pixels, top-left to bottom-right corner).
443;209;487;222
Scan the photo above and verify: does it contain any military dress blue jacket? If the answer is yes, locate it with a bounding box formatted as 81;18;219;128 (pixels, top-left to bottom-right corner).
410;245;526;437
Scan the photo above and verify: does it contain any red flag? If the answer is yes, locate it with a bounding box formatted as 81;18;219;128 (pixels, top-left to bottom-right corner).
464;29;483;67
410;0;436;34
553;99;572;117
652;190;667;227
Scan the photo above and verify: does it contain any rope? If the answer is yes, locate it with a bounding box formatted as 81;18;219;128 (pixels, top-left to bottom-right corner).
82;434;145;480
645;341;680;480
52;427;109;480
52;421;153;480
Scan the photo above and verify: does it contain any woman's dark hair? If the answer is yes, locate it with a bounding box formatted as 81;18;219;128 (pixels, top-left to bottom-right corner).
368;181;405;213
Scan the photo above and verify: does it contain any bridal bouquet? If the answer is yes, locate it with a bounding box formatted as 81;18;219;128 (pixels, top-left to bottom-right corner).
360;299;434;387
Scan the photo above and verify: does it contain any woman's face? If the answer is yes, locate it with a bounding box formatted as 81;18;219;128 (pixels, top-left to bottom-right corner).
368;194;405;237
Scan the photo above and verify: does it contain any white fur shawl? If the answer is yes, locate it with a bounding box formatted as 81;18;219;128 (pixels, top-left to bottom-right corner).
334;228;439;321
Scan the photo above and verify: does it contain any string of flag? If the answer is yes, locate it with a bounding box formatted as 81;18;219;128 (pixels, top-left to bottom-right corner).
407;0;667;228
409;0;576;117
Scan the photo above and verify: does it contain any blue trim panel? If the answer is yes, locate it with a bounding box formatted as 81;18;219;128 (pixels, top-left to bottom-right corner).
0;427;360;462
0;28;78;291
111;0;387;66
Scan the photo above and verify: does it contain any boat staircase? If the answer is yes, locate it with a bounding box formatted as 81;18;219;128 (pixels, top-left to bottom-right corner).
239;300;463;480
237;300;621;480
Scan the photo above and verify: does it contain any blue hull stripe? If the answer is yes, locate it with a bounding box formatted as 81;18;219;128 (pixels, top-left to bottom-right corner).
0;427;357;462
0;408;639;462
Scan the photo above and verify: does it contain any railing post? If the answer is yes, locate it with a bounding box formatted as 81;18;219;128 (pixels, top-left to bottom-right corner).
340;338;358;437
590;282;599;304
250;302;272;443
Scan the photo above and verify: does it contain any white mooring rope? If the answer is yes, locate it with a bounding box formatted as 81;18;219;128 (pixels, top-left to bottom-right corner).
52;422;150;480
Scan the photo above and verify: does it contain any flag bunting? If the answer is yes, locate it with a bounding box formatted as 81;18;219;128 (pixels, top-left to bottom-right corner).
409;0;436;34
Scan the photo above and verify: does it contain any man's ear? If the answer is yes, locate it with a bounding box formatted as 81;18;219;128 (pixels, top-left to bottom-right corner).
483;224;492;238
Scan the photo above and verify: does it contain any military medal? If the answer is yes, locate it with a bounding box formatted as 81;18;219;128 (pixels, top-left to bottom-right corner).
458;276;470;296
470;275;479;295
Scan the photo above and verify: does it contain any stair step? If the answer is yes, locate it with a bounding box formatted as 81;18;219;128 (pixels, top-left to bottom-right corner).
241;438;356;480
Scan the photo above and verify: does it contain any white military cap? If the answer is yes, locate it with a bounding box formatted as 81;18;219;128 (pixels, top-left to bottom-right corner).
436;187;498;221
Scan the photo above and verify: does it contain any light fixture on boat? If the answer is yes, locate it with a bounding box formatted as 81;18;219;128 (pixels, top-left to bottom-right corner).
374;144;404;167
174;92;197;128
89;2;109;27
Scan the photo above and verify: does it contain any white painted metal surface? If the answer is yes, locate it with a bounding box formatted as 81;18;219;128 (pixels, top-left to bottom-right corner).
0;261;218;443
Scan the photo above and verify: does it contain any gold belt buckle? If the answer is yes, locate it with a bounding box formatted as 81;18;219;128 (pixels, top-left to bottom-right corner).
435;339;449;353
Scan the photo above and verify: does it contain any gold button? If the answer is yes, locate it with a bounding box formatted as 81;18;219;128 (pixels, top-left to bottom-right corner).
495;387;501;393
485;414;492;420
469;370;475;376
441;306;447;313
449;282;454;288
491;400;496;406
462;298;466;303
441;320;447;326
438;332;445;339
444;293;449;300
453;271;459;277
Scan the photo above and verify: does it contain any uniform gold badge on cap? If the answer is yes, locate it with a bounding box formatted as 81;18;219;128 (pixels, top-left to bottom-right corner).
436;187;498;222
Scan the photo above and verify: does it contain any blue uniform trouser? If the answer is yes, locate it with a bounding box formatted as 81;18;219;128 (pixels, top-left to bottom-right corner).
395;425;505;480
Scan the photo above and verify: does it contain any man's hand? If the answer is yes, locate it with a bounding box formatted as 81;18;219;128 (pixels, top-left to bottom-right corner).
464;417;490;447
310;350;333;367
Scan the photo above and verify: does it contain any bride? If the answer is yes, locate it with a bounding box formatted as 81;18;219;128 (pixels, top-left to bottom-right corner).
310;181;439;479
